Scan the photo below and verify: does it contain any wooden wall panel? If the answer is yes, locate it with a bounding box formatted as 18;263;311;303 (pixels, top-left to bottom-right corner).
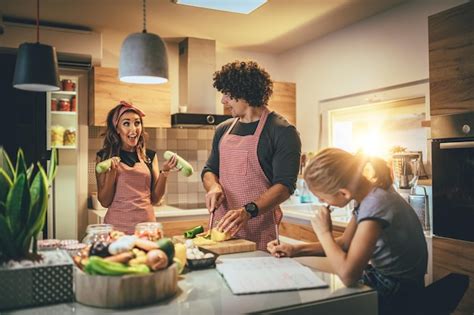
279;221;344;243
89;67;171;127
162;219;208;238
433;237;474;314
429;2;474;116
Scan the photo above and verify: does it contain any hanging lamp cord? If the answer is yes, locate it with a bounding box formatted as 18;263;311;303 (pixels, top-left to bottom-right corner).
142;0;147;33
36;0;40;43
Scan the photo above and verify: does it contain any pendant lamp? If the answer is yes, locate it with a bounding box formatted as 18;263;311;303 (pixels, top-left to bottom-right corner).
13;0;59;92
119;0;169;84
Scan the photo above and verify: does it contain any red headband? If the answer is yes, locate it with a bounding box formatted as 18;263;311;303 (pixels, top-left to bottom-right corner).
112;101;146;128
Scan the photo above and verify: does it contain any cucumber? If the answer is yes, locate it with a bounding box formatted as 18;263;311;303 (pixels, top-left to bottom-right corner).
95;157;120;174
163;151;194;177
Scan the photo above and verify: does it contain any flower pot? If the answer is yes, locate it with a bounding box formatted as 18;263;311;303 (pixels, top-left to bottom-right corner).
0;250;74;311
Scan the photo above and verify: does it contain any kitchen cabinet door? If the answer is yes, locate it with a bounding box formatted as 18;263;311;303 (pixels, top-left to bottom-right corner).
429;2;474;116
89;66;171;127
223;81;296;126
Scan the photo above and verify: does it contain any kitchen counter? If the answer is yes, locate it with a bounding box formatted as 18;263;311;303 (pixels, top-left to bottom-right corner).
6;251;376;315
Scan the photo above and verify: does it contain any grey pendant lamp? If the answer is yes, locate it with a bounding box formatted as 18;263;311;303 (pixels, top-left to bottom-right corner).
13;0;60;92
119;0;169;84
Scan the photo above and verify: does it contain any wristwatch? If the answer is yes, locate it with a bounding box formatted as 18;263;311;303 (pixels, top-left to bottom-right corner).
244;202;259;218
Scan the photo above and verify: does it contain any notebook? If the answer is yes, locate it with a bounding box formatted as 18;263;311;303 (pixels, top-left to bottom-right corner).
216;257;328;295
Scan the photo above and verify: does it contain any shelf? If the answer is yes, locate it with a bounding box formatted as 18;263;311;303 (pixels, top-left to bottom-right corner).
52;145;77;150
51;111;77;116
52;91;76;96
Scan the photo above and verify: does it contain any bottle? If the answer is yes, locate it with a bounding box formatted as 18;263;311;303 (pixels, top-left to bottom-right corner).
299;180;313;203
81;224;114;244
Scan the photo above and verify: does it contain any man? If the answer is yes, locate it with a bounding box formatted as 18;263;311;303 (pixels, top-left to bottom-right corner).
202;60;301;250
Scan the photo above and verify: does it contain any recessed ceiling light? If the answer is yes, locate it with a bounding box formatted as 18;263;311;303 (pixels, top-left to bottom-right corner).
172;0;267;14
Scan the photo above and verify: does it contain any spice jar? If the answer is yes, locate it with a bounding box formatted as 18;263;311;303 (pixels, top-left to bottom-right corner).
63;128;76;146
71;96;77;112
61;79;75;91
135;222;164;241
81;224;114;245
59;98;71;111
51;98;57;111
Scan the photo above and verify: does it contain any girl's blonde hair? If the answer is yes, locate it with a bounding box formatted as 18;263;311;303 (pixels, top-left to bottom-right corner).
303;148;392;195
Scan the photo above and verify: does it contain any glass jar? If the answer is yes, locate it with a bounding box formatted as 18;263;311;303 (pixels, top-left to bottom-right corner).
51;98;57;111
81;224;114;244
62;79;75;91
51;125;65;147
59;98;71;111
135;222;164;241
63;128;76;146
70;96;77;112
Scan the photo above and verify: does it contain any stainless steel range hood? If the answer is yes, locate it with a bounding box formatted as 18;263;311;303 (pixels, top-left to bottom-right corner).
172;38;231;127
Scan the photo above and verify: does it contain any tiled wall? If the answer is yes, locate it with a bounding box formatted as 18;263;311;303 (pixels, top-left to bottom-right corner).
88;127;215;208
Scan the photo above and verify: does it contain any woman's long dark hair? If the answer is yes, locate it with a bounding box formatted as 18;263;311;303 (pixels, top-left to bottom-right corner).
98;104;149;162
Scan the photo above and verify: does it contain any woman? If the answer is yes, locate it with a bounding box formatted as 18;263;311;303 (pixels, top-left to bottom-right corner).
202;61;301;250
267;148;427;315
96;101;177;234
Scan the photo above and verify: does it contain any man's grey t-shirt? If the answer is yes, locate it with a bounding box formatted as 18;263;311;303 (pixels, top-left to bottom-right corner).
355;187;428;282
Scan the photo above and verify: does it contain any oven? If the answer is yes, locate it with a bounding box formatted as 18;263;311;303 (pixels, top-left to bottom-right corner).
431;112;474;242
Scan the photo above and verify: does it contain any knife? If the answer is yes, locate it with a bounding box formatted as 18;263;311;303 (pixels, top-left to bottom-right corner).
206;210;215;238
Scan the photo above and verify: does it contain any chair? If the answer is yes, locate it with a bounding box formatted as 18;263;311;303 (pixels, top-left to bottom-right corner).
418;273;469;315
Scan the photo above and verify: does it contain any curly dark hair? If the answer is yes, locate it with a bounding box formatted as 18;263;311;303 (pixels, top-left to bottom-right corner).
213;60;273;107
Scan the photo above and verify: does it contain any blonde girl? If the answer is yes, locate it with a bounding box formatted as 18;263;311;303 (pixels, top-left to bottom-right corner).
267;148;427;315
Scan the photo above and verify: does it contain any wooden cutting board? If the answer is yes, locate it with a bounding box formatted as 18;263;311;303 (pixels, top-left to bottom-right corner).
173;235;256;255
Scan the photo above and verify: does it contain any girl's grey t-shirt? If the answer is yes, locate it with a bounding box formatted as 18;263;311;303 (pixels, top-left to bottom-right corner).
354;187;428;282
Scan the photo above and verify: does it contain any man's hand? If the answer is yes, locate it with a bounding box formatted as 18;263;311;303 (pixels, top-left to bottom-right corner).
205;184;225;213
216;208;250;236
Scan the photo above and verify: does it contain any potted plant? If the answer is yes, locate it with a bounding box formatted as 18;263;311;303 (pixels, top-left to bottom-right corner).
0;147;74;310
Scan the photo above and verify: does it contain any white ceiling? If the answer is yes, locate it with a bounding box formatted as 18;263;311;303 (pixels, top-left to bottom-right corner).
1;0;410;54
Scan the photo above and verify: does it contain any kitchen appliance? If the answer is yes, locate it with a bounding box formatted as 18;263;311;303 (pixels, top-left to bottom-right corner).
408;185;430;232
431;112;474;242
391;151;427;189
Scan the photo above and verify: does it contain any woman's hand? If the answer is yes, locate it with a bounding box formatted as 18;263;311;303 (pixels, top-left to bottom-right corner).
311;205;333;238
267;240;295;258
205;184;225;213
216;208;249;236
161;154;178;172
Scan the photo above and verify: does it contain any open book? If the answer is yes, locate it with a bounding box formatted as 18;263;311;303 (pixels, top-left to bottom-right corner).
216;257;328;295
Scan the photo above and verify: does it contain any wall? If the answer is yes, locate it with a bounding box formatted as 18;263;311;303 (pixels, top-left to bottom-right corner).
277;0;467;152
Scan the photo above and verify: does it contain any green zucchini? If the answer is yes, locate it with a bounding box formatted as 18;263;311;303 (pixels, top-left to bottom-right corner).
184;225;204;239
96;157;120;174
163;151;194;177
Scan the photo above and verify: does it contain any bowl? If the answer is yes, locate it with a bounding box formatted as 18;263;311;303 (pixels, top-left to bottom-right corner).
186;248;218;270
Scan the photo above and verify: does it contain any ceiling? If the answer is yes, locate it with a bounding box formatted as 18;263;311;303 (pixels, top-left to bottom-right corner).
0;0;410;54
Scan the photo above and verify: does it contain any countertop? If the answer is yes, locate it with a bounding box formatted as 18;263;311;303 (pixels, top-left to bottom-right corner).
6;251;376;315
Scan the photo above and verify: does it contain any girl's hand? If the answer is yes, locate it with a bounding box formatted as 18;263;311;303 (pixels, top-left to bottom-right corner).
162;154;178;172
216;208;249;236
311;205;333;238
267;240;294;258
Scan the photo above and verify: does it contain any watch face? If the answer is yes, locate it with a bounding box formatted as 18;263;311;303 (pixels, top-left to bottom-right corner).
245;203;258;217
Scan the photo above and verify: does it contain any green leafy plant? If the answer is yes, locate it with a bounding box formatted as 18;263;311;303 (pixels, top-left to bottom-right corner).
0;148;57;262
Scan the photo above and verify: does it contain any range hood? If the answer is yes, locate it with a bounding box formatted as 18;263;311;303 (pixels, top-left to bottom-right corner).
172;38;231;127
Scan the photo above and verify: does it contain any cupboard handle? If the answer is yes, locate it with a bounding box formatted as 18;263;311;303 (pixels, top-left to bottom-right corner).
440;141;474;149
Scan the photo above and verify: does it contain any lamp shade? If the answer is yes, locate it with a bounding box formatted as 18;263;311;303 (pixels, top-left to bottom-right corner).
13;42;60;92
119;32;169;84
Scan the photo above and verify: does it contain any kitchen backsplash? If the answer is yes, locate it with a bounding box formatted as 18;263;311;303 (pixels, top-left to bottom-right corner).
88;127;215;209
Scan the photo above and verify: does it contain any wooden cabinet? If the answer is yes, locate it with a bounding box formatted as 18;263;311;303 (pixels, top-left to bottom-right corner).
89;67;171;127
268;82;296;126
279;221;344;242
223;81;296;125
433;237;474;314
429;2;474;116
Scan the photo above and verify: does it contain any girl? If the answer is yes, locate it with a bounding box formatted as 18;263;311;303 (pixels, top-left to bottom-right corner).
267;148;427;314
96;101;177;234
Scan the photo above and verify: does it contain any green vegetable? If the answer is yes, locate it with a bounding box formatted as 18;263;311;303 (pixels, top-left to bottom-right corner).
163;151;194;177
0;148;57;261
95;157;120;174
156;238;175;266
184;225;204;239
85;256;150;276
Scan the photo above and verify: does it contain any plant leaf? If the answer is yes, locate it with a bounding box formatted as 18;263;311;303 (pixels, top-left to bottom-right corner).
0;169;13;204
15;148;28;180
0;147;15;181
27;165;49;240
5;173;30;236
26;163;35;183
47;148;58;185
0;213;17;259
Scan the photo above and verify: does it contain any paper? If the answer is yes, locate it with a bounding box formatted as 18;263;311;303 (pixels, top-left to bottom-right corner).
216;257;328;295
